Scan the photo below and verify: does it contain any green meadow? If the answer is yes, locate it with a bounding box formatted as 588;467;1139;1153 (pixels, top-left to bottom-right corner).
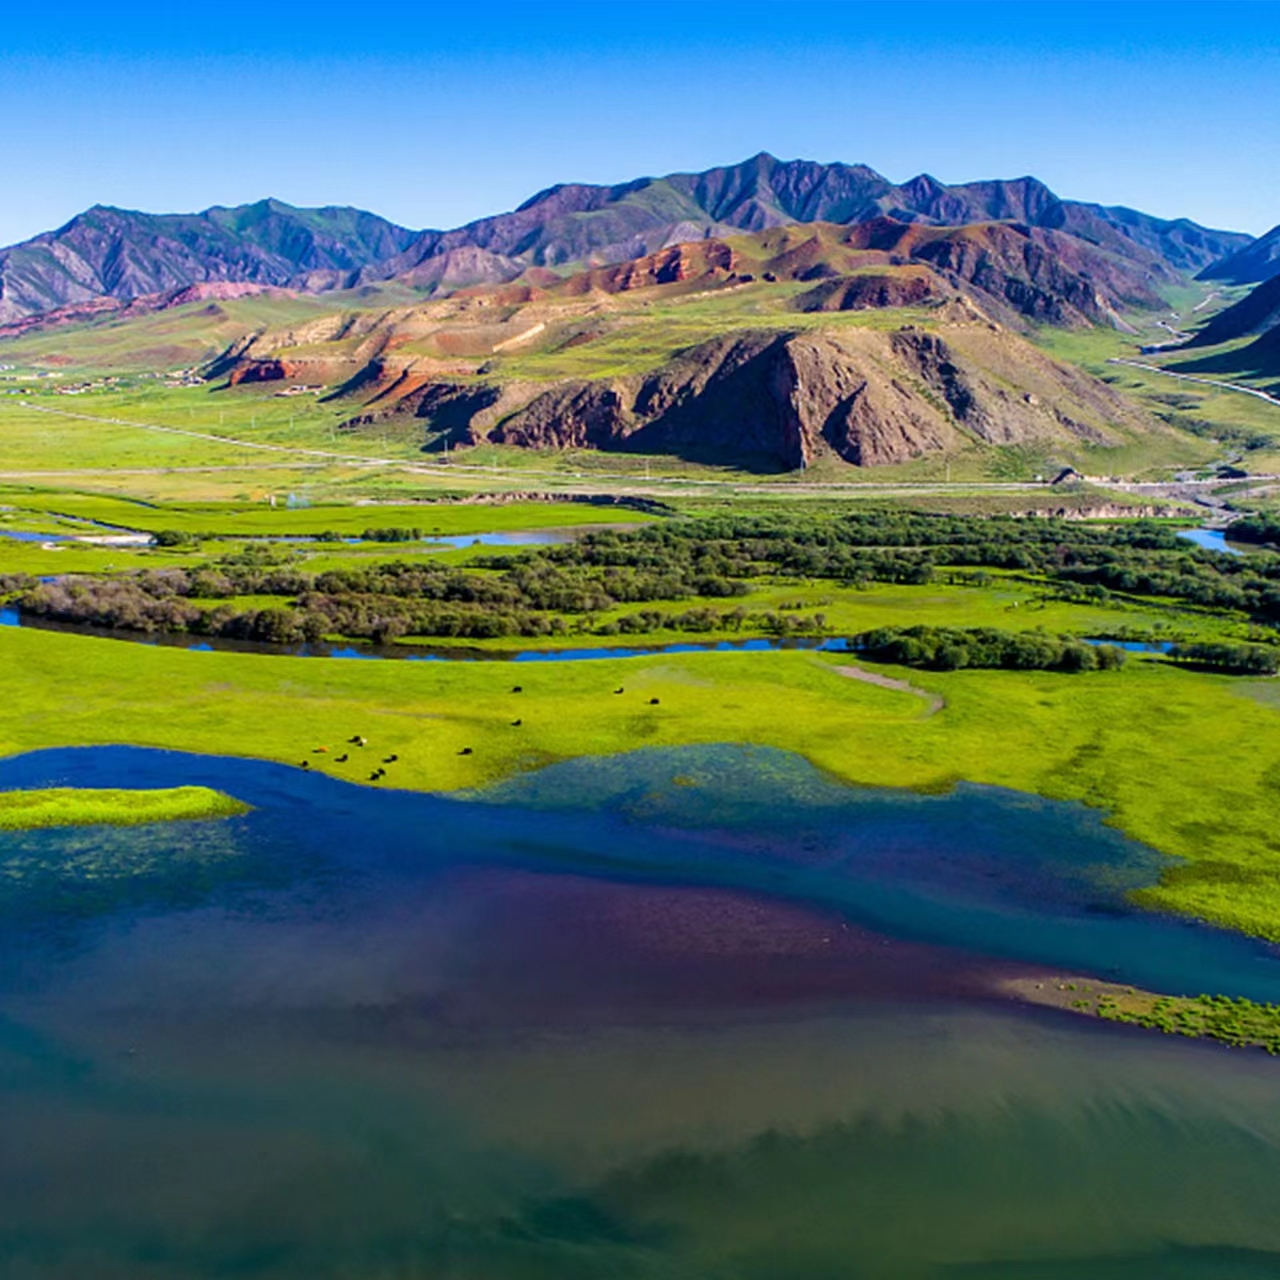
0;488;654;537
3;278;1280;952
2;619;1279;939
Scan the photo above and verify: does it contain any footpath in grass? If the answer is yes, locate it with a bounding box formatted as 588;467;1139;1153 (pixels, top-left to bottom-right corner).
2;624;1280;938
0;785;249;830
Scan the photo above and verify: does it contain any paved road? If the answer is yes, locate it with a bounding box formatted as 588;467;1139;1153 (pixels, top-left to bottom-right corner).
1108;358;1280;409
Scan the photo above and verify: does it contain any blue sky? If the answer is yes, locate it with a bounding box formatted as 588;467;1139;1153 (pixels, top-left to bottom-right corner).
1;0;1276;246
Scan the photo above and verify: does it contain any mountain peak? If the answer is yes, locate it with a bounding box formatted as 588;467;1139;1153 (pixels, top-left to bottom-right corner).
0;155;1257;325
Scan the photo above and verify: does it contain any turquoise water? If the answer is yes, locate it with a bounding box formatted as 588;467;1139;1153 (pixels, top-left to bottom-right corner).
2;745;1280;1278
1177;528;1249;556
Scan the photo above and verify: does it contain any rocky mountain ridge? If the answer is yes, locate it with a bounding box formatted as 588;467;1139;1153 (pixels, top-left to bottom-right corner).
1197;223;1280;285
0;201;416;325
0;154;1255;323
380;154;1251;281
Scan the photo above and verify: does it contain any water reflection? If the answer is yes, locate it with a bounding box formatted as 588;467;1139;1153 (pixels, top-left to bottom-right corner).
2;744;1280;1278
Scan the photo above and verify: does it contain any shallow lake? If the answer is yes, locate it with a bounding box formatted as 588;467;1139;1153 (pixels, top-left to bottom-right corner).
3;743;1280;1278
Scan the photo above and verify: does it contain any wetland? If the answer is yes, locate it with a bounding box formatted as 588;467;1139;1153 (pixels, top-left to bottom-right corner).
5;744;1280;1279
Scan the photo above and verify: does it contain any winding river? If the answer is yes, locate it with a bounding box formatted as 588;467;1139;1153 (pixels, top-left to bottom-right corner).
3;743;1280;1278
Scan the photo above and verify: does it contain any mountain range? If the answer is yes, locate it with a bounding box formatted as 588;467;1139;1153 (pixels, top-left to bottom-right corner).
0;153;1262;324
182;215;1182;472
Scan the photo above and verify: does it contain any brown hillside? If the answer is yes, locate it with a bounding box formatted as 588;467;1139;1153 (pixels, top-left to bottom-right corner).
359;322;1148;471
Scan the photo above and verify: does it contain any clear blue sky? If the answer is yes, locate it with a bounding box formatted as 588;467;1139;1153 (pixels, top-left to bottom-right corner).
1;0;1277;247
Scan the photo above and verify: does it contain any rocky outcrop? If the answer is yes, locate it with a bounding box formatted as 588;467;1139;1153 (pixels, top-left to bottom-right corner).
493;381;635;450
892;224;1153;327
793;268;951;313
392;324;1145;471
558;241;738;295
228;359;301;385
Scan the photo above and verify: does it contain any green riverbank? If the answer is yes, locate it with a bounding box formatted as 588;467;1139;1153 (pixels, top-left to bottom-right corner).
2;622;1280;939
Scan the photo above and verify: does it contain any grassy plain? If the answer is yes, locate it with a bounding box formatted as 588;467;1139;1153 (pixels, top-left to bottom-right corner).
0;488;654;537
2;620;1279;938
0;785;249;830
1034;322;1280;473
398;575;1245;651
3;281;1280;947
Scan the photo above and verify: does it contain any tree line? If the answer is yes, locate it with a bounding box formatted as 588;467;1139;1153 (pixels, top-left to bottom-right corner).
7;510;1280;650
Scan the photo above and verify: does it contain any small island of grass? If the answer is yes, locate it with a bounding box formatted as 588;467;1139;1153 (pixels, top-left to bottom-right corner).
1006;975;1280;1054
0;786;251;831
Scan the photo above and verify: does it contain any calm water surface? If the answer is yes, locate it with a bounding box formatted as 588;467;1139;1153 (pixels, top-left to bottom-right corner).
1177;528;1251;556
2;744;1280;1279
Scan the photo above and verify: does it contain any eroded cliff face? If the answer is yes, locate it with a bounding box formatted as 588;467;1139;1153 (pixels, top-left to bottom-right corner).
373;324;1147;470
792;269;952;313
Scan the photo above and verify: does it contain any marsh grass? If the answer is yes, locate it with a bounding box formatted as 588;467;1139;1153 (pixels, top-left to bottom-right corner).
0;785;249;830
1098;992;1280;1052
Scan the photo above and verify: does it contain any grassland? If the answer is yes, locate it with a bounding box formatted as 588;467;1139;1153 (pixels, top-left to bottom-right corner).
3;280;1280;949
0;785;249;830
1034;321;1280;475
0;291;346;374
2;617;1279;939
391;575;1246;651
0;488;655;537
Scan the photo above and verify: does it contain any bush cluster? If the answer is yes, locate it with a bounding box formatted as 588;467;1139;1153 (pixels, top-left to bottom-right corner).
852;625;1126;672
1169;641;1280;675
